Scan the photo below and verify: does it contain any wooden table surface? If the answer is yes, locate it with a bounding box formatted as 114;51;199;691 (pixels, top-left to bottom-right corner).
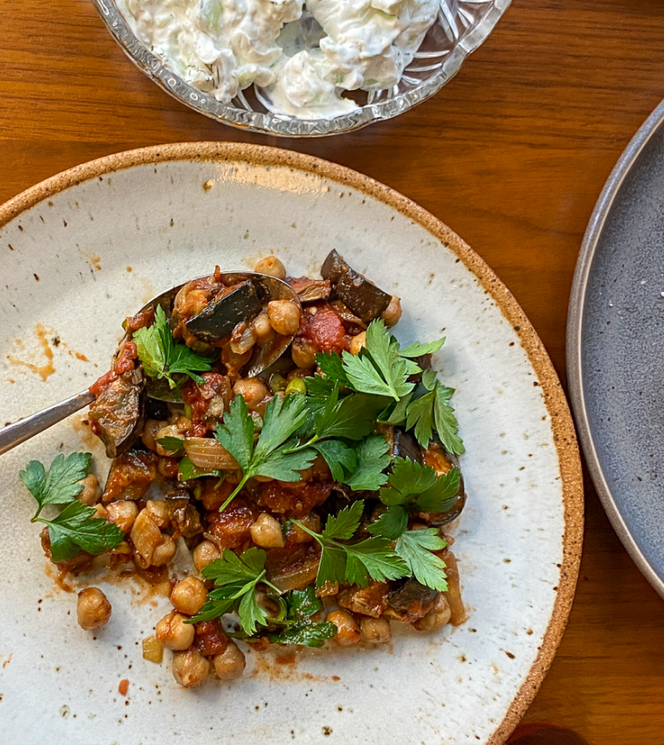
3;0;664;742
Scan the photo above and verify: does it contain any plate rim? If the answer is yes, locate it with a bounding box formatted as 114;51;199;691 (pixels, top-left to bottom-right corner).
567;98;664;600
0;142;583;744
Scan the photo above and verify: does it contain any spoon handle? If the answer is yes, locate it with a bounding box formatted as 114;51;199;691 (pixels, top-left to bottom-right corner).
0;390;95;457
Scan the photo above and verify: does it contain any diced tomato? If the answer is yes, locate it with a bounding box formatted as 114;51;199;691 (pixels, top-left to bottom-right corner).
258;481;333;518
206;499;259;549
182;372;232;435
89;342;138;397
298;304;348;353
125;307;155;335
195;619;229;656
114;341;138;375
89;369;117;397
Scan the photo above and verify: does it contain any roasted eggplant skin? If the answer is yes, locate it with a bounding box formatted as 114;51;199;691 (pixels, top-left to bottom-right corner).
386;578;438;622
185;280;262;344
88;368;145;459
321;249;392;323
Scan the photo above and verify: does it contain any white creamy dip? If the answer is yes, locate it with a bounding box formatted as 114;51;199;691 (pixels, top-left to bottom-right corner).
118;0;439;119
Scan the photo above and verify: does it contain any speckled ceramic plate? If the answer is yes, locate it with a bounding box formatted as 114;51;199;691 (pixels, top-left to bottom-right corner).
568;98;664;598
0;144;582;745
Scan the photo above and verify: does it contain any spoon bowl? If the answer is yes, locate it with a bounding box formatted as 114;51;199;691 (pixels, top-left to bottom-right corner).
0;270;301;456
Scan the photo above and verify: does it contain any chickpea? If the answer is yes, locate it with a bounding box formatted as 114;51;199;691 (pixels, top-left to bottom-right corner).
213;641;246;680
152;534;177;566
350;331;367;355
254;255;286;280
268;299;301;337
156;610;195;651
360;616;391;644
233;377;268;410
327;610;361;646
193;540;221;572
171;577;208;616
414;594;452;631
291;338;317;369
77;587;112;631
251;311;274;342
155;425;185;456
131;509;163;568
250;513;285;548
141;419;166;452
381;295;402;328
172;648;210;688
77;474;101;506
145;500;170;529
158;456;181;479
106;500;138;534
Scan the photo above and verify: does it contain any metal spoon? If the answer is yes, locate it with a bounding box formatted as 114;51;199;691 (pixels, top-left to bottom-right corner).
0;271;301;457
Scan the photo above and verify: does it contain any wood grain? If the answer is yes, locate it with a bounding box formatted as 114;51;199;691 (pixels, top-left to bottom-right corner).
2;0;664;742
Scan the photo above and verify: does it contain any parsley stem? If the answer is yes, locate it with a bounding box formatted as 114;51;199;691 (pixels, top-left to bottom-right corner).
219;475;249;512
291;519;318;541
264;580;283;595
282;435;319;454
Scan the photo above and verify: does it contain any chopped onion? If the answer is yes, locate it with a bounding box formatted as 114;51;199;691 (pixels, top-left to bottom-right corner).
443;551;467;625
184;437;239;471
267;559;319;593
229;323;256;355
142;636;164;664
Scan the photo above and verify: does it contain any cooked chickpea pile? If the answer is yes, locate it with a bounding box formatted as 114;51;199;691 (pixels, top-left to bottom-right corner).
63;252;466;689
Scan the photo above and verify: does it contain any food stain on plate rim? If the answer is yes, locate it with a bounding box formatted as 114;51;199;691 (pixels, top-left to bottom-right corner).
0;143;583;745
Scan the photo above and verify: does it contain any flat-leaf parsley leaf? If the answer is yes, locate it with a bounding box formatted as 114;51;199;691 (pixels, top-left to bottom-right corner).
133;305;213;389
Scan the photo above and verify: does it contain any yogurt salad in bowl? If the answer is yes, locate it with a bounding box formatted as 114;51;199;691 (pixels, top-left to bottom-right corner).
118;0;441;119
98;0;512;133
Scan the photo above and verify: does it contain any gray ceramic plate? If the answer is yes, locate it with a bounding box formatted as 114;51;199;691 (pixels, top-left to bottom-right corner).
568;98;664;597
0;144;582;744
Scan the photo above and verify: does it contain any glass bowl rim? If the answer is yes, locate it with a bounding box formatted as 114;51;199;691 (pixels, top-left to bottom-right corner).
92;0;512;138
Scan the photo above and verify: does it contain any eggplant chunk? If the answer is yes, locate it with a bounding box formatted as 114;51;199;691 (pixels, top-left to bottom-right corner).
337;582;389;618
167;496;204;544
385;579;438;623
321;250;392;323
423;491;467;528
185;281;262;344
287;276;332;304
394;428;422;464
89;369;144;459
102;449;157;503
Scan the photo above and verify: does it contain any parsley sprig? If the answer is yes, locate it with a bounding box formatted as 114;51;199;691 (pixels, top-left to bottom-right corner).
294;502;409;588
342;319;420;401
133;305;213;389
19;453;124;562
190;548;282;634
311;319;464;455
363;458;457;591
190;551;335;646
214;395;317;511
268;587;337;648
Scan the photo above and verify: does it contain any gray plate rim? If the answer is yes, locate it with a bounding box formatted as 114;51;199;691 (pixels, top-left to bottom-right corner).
567;97;664;598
